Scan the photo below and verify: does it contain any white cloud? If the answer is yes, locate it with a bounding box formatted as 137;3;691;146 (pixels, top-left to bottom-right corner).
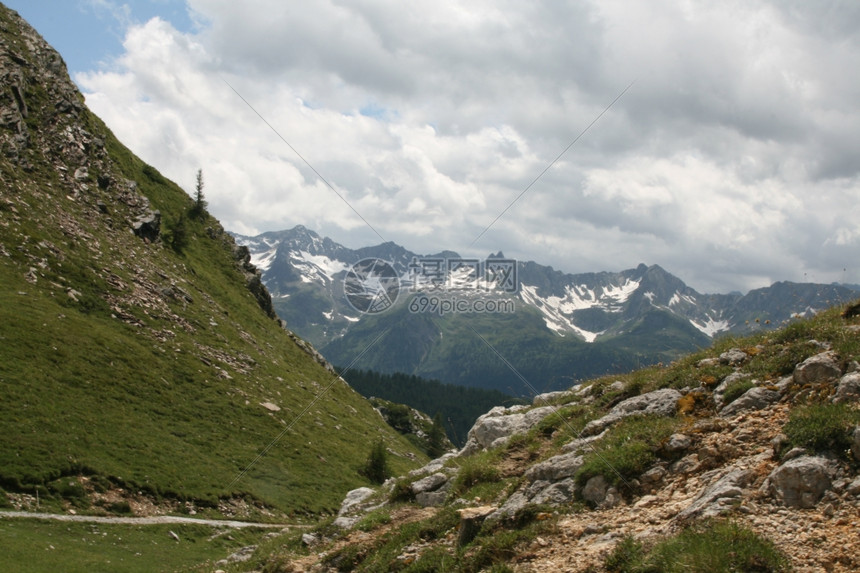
75;0;860;293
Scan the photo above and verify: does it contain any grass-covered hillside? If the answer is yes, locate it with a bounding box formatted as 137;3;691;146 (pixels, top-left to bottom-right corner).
0;4;424;519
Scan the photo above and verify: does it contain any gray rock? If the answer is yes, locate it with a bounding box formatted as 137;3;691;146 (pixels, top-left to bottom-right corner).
670;454;701;475
561;431;605;454
408;452;458;477
678;469;752;521
132;209;161;242
582;388;681;436
337;487;375;517
714;371;750;394
718;387;781;417
524;452;584;482
833;372;860;403
415;491;447;507
793;351;841;385
768;456;835;508
488;491;530;522
640;465;666;484
582;475;608;506
529;478;577;506
462;405;555;454
411;473;448;495
533;390;574;406
301;533;319;546
697;357;720;368
216;545;257;565
665;433;692;453
852;426;860;463
719;348;748;366
608;380;625;393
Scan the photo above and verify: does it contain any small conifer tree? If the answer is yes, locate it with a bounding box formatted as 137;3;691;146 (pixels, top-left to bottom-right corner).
190;168;208;220
361;439;391;484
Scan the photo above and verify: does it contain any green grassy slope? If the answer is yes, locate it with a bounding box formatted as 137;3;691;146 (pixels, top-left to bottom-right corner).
0;4;424;517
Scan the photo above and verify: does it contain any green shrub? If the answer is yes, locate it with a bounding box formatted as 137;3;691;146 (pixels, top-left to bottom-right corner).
576;415;677;487
452;454;501;494
783;402;860;456
356;507;392;531
642;520;790;572
604;535;645;572
361;439;392;484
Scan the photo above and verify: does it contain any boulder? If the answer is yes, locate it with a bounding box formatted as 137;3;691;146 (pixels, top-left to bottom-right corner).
132;209;161;242
415;491;447;507
767;456;835;508
719;348;748;366
411;473;448;495
581;475;608;506
678;469;752;521
524;452;584;482
332;487;376;528
664;433;691;454
833;372;860;403
852;426;860;463
718;387;781;417
581;388;682;436
793;351;841;385
713;371;750;394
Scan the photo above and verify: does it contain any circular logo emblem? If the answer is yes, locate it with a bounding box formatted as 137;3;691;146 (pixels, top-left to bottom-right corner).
344;258;400;314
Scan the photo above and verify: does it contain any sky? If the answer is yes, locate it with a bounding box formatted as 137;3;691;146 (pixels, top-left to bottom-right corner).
7;1;860;294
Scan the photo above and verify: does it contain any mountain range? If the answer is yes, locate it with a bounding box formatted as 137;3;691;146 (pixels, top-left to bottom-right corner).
235;226;858;393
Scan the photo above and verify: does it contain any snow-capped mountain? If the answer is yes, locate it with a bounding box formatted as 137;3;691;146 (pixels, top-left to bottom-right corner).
233;226;858;393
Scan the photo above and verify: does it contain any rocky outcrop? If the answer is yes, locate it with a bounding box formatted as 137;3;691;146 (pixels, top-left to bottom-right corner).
460;405;555;455
718;386;781;417
677;468;753;521
581;388;681;436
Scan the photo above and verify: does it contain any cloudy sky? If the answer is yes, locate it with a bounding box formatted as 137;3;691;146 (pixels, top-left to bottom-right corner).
10;1;860;293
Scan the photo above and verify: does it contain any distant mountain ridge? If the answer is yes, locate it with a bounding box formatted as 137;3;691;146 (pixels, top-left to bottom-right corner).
234;229;857;393
234;225;856;347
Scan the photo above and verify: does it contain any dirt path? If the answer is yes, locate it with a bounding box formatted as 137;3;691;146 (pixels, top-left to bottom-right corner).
0;511;296;529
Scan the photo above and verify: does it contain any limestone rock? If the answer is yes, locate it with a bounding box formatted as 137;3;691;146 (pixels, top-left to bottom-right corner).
524;452;584;482
852;426;860;463
415;491;447;507
411;473;448;495
833;372;860;403
582;475;608;506
582;388;681;436
719;348;748;366
719;387;781;417
767;456;835;508
793;351;841;385
664;433;692;453
678;469;752;521
461;405;555;454
132;210;161;242
533;390;574;406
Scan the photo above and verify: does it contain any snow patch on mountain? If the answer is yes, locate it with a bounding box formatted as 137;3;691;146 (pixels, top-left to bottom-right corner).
690;316;731;337
669;291;697;306
290;250;350;285
520;285;603;342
